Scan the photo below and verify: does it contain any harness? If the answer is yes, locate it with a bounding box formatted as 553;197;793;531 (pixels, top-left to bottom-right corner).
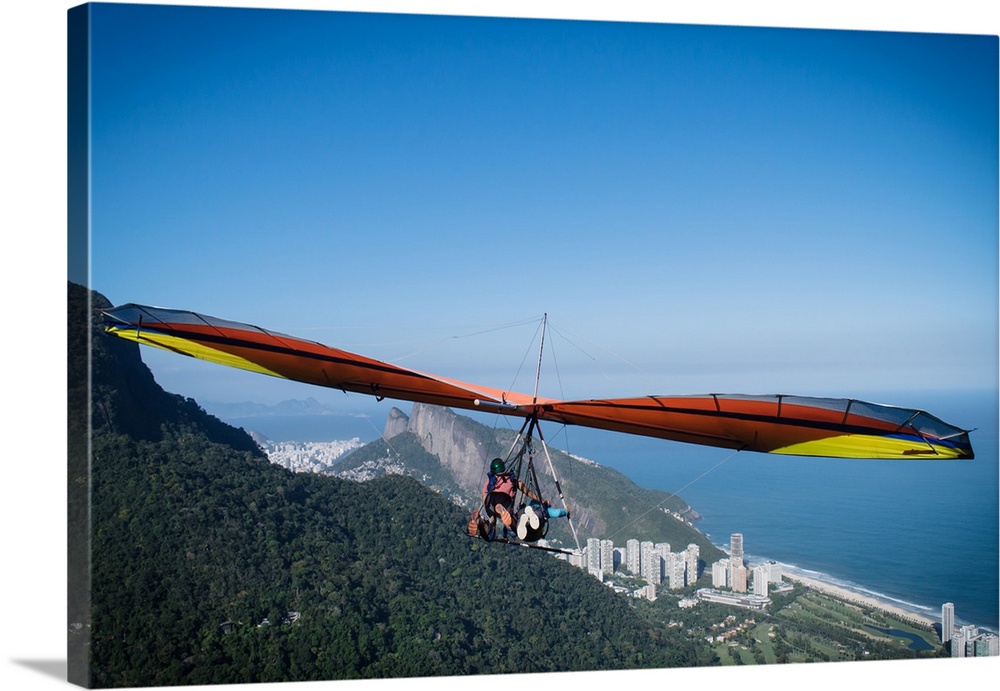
485;472;517;501
474;416;563;544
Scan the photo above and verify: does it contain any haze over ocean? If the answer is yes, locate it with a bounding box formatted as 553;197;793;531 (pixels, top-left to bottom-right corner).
221;388;998;633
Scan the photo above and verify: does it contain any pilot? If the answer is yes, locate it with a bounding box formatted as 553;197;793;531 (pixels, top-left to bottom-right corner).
481;458;541;533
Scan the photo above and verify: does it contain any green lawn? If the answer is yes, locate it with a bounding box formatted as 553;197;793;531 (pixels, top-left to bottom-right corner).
736;646;757;665
705;582;943;667
753;623;778;664
715;644;737;665
809;638;845;661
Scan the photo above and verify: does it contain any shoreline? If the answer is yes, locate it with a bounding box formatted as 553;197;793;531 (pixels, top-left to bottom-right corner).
706;543;957;633
781;569;936;628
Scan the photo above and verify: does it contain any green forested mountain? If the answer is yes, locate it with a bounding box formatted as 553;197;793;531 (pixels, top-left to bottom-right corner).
69;283;712;687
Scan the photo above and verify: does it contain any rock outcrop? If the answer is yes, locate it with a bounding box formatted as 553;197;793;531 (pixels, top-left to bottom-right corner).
384;403;492;495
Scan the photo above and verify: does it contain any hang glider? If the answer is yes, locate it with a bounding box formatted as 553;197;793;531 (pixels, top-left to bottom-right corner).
100;304;974;460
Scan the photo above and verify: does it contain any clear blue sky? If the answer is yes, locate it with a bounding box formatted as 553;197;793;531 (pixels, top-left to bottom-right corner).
83;3;998;408
0;4;996;691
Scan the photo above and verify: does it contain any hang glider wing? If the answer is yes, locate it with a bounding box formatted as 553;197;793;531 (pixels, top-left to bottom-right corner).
532;395;974;459
100;304;974;460
100;303;545;412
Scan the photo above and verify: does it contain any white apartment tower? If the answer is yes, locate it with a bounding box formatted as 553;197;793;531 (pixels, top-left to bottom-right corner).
730;533;744;566
712;559;730;588
941;602;955;644
600;539;615;575
752;564;769;597
586;538;602;575
952;625;981;657
667;552;687;589
640;540;655;575
685;544;700;583
626;539;640;575
951;631;967;657
641;541;661;584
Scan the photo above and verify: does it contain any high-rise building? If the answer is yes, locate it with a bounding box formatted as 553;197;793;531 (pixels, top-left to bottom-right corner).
685;544;700;583
974;633;999;657
951;632;967;657
640;540;654;575
712;559;730;588
731;564;748;593
626;539;640;575
641;542;661;584
667;552;686;589
600;539;615;575
586;538;602;575
941;602;955;644
952;624;980;657
730;533;744;567
752;564;769;597
948;625;999;658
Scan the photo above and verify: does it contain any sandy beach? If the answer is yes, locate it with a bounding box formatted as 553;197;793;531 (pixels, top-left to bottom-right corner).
784;571;936;628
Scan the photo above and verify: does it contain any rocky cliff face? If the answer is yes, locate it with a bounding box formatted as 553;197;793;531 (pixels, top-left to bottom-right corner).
383;403;492;496
379;405;604;541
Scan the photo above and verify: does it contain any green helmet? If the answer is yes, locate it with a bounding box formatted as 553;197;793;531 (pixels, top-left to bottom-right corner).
490;458;505;474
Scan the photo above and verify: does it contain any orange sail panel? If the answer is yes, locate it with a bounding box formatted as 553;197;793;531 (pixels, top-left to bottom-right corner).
101;304;974;460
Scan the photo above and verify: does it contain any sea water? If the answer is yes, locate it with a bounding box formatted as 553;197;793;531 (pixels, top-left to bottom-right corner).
225;389;999;632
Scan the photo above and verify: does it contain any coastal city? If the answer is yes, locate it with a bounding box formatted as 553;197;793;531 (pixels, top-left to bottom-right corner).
250;432;365;474
255;435;997;658
556;531;998;658
564;532;789;612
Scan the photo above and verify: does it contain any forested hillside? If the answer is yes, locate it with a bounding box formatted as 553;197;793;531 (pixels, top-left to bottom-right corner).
69;283;711;687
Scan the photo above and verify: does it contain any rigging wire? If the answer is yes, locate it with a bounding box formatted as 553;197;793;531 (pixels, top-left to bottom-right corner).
474;315;547;490
546;320;658;389
604;447;743;543
390;315;545;363
502;317;546;397
543;319;568;403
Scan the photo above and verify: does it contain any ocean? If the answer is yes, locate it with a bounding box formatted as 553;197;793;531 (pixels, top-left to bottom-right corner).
222;389;999;633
